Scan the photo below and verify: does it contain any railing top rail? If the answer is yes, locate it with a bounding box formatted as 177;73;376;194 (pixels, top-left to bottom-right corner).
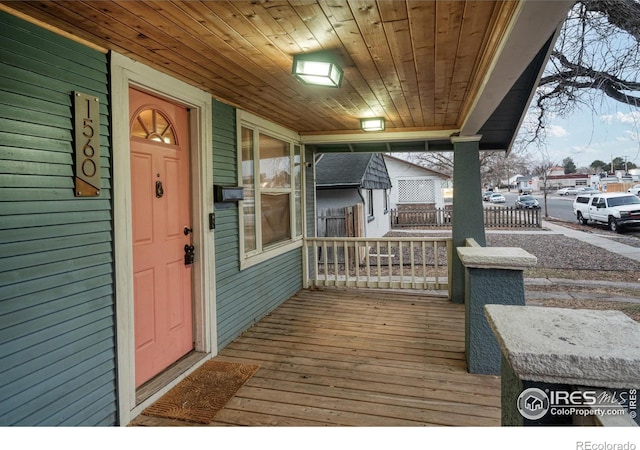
306;236;452;243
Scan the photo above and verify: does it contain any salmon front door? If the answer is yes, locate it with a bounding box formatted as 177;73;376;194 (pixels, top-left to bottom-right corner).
129;88;193;387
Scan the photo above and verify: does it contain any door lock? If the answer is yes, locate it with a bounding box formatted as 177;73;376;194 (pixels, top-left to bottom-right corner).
184;244;195;265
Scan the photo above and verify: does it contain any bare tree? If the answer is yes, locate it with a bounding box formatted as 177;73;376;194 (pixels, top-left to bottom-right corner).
408;151;532;190
526;0;640;145
532;158;558;219
409;2;639;176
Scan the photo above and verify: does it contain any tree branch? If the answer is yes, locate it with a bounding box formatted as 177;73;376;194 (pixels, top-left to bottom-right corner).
539;51;640;107
583;0;640;41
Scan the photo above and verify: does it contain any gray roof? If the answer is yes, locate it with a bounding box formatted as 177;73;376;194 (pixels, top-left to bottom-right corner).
383;154;450;179
316;153;392;190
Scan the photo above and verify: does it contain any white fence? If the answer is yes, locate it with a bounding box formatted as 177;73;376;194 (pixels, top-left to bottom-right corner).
304;237;452;295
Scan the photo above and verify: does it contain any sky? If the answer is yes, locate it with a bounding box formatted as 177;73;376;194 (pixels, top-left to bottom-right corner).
523;2;640;173
532;99;640;171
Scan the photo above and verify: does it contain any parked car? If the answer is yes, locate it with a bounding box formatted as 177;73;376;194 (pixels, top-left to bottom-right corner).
579;187;599;194
482;191;494;201
519;186;533;194
628;184;640;195
557;186;581;196
488;193;505;204
573;192;640;232
515;195;539;209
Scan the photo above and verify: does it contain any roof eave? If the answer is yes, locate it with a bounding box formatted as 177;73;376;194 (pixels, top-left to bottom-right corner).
461;0;574;152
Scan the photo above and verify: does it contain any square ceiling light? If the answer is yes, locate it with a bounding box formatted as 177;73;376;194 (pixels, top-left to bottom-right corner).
360;117;385;132
292;53;343;88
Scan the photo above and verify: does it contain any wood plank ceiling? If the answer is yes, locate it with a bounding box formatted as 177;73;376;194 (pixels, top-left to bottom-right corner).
3;1;519;137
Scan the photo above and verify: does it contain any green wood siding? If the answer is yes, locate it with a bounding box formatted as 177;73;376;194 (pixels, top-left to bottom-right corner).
212;100;302;350
0;12;116;426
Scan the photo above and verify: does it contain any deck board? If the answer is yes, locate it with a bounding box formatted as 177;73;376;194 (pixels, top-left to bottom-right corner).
131;287;500;426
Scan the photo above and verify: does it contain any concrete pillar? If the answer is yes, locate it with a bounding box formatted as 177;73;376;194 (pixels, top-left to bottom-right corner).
485;305;640;426
451;136;485;303
457;246;537;375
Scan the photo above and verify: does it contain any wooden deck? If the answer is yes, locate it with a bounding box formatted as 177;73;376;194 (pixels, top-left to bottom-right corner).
132;288;501;426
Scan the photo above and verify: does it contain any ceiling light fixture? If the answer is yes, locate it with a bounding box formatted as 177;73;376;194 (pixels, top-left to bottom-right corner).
292;52;343;88
360;117;385;132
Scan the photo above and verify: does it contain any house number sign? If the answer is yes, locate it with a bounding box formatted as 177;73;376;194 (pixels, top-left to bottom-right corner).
74;91;101;197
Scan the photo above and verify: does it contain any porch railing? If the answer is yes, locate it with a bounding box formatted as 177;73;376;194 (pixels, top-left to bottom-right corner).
303;237;452;296
390;206;541;229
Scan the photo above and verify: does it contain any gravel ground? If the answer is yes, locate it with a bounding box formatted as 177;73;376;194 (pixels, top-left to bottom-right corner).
385;228;640;279
486;233;640;276
385;226;640;321
546;218;640;248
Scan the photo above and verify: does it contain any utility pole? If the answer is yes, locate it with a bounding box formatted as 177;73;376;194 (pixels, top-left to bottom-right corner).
611;154;614;175
506;164;510;192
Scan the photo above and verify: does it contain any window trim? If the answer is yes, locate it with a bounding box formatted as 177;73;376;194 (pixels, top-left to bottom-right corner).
383;189;389;214
111;51;215;425
237;110;304;270
367;189;375;222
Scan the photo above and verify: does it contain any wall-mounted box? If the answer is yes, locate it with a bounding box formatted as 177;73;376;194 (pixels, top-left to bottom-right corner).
214;185;244;203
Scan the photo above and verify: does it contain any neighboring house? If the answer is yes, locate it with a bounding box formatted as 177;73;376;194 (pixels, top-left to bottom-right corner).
315;153;392;238
383;154;449;211
508;174;524;189
547;166;566;176
515;175;539;192
545;173;590;189
543;166;591;189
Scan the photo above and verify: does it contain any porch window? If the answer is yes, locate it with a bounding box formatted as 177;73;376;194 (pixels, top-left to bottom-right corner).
238;113;303;268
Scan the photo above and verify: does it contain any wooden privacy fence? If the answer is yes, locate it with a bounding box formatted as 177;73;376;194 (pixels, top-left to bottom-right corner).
391;206;541;229
304;237;452;295
317;205;363;237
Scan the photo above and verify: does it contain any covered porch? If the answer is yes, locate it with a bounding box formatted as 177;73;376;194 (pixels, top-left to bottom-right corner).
0;1;578;428
131;287;500;426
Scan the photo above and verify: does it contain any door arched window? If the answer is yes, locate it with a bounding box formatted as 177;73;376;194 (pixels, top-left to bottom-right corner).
131;108;176;145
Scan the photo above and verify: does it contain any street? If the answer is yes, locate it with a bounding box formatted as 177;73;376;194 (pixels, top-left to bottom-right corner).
496;191;640;238
498;191;575;221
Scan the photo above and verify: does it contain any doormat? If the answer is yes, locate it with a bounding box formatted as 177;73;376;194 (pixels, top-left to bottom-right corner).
142;360;260;424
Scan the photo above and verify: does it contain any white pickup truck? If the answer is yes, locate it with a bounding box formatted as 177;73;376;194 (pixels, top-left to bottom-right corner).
573;192;640;233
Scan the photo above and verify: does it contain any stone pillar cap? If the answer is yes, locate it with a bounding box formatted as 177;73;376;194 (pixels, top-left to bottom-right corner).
457;246;537;270
485;304;640;388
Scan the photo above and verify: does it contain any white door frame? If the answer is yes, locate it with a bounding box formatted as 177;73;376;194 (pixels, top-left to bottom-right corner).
111;52;216;425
